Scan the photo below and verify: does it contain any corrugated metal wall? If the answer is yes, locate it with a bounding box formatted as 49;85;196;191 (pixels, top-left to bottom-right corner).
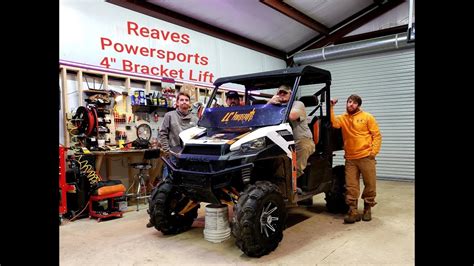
301;48;414;180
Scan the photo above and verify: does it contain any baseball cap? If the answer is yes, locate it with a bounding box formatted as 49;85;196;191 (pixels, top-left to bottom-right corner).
226;91;240;98
277;85;291;94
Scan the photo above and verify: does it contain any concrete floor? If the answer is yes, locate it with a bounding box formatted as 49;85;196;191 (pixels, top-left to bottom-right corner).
60;179;414;265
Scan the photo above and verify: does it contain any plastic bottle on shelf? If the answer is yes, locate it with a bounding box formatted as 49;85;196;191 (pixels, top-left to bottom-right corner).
152;92;158;106
160;97;167;107
133;91;139;105
139;90;146;105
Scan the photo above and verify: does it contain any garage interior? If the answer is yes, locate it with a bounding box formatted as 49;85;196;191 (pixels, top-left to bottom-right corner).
60;0;415;264
60;180;413;264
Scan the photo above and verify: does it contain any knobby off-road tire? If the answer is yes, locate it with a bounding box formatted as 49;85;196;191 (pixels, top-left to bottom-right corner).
232;181;287;257
325;165;349;213
147;181;199;235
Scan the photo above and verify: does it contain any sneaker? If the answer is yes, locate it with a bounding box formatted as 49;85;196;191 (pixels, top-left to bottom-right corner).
362;206;372;221
344;208;361;224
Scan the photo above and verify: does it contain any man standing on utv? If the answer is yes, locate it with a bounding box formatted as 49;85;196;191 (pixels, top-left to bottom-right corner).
330;95;382;223
269;85;315;185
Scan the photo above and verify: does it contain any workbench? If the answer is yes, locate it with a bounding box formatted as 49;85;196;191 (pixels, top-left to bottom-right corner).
87;148;164;193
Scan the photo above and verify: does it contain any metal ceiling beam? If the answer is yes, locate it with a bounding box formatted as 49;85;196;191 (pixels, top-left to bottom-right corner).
288;0;405;57
106;0;286;59
260;0;329;35
334;24;407;45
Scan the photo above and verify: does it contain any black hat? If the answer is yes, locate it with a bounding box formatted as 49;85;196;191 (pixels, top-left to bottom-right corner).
226;91;239;98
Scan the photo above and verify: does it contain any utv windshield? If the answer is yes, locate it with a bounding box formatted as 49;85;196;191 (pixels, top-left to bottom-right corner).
198;104;287;129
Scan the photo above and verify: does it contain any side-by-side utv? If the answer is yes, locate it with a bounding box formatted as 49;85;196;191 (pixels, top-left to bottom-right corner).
147;65;348;257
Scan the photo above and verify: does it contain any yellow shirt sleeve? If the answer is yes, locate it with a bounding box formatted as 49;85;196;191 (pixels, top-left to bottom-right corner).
330;106;342;128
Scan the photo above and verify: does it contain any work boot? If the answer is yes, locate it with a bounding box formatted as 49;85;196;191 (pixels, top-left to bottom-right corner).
344;208;361;224
362;204;372;221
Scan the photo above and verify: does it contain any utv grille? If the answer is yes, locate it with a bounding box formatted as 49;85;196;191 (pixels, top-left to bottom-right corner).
178;159;240;173
181;174;206;186
180;161;210;172
182;145;223;156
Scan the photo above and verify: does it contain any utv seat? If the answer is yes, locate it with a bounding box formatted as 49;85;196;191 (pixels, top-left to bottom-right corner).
309;116;320;145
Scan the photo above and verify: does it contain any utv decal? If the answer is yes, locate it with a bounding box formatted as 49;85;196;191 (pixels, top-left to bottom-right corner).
235;125;294;158
227;131;251;145
221;108;256;123
276;129;294;141
202;139;226;143
190;130;206;139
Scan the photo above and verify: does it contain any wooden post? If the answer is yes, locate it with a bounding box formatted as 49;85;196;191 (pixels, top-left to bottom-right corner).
125;77;131;113
77;70;83;105
61;68;70;147
127;156;135;196
103;74;109;91
105;157;111;181
145;80;151;94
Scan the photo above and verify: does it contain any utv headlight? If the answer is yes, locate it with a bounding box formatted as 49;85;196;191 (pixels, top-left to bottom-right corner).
240;137;266;153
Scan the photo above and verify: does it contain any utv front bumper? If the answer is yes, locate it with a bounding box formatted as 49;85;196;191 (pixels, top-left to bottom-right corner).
162;156;253;204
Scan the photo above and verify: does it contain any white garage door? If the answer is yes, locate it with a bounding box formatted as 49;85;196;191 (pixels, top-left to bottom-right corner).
303;48;414;180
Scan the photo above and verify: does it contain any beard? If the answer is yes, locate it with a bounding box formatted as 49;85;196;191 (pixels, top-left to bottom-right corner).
346;106;359;114
178;104;190;112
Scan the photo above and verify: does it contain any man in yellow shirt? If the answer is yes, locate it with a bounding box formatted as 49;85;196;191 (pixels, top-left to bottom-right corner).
330;95;382;223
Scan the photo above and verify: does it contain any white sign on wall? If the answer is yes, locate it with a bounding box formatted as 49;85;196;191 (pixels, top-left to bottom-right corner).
60;0;285;86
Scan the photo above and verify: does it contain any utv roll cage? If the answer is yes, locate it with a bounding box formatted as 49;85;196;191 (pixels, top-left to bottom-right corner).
205;65;332;125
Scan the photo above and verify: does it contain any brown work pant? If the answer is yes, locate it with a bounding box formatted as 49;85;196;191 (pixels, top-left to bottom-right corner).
296;138;315;177
345;156;377;209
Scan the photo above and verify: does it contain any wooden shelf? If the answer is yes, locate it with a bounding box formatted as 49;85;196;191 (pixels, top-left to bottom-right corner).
83;89;110;94
132;105;174;113
60;64;217;147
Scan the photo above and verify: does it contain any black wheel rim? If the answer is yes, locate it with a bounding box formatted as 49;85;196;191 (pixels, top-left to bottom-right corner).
259;201;280;238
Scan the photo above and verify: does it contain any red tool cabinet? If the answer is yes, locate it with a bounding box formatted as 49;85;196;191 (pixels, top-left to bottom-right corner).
59;145;75;215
